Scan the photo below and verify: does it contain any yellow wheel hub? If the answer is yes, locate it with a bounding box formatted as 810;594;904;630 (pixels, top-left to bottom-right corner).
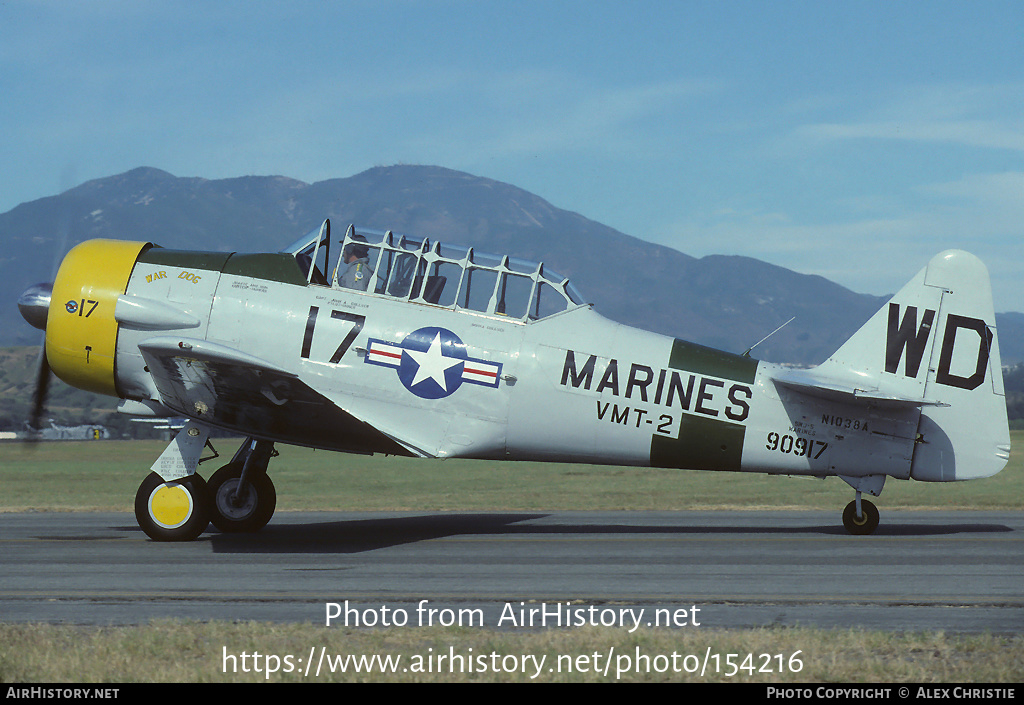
148;483;193;529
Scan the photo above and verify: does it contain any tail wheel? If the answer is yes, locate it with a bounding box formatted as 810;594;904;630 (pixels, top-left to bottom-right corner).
208;462;277;533
135;472;210;542
842;498;880;535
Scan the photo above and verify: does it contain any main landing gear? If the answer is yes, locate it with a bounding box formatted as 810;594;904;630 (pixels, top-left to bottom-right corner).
134;434;277;542
208;440;277;533
135;471;210;542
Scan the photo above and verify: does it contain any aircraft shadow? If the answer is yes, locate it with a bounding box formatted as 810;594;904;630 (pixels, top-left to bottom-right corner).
207;513;544;554
205;512;1014;554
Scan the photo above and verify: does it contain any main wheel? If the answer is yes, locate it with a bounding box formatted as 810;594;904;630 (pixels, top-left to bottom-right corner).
207;462;277;533
135;472;210;542
842;498;879;535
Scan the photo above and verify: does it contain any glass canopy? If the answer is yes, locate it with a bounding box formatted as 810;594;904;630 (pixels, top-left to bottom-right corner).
283;221;588;322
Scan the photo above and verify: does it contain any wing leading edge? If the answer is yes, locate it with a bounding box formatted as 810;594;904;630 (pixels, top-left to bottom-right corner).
137;337;413;456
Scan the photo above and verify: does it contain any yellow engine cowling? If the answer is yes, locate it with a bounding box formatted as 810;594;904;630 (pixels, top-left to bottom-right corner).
46;239;149;397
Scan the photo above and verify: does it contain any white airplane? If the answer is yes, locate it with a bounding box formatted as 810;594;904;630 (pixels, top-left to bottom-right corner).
17;220;1010;540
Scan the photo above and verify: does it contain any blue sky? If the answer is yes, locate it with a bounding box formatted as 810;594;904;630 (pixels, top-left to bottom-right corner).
2;1;1022;311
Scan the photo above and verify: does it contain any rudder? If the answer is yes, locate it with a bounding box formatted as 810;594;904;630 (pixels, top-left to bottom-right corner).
816;250;1009;481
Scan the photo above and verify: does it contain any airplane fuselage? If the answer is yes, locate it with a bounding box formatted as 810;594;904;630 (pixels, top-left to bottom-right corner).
110;246;923;486
27;226;1009;539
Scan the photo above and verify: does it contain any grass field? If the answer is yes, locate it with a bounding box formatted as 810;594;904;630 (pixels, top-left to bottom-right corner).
1;622;1021;683
1;430;1022;512
1;433;1021;683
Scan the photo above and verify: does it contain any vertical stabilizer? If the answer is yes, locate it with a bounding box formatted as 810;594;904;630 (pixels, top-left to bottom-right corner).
816;250;1009;481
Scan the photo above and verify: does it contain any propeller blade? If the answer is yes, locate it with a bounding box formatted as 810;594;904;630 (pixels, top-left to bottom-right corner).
21;215;69;443
27;347;51;440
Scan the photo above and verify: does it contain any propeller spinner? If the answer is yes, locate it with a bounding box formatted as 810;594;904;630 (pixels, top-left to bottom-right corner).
18;282;52;331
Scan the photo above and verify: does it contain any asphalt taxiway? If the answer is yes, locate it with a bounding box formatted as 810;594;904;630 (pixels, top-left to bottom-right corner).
1;510;1021;632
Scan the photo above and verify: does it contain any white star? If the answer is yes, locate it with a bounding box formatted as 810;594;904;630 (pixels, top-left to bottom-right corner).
405;332;462;391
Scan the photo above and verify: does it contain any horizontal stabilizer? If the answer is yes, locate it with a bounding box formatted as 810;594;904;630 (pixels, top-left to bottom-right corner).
771;368;949;408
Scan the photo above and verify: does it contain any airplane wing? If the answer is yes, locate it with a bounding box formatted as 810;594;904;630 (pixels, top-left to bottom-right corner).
137;337;414;456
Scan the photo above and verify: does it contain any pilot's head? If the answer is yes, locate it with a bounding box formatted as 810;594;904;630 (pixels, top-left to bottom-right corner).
343;234;369;263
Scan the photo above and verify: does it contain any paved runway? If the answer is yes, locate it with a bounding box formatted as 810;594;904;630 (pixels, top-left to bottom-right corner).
1;510;1021;632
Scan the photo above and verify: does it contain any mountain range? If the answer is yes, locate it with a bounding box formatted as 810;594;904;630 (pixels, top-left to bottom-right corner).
3;165;1021;366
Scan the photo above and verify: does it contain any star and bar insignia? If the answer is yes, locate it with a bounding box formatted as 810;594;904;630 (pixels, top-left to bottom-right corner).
364;326;503;399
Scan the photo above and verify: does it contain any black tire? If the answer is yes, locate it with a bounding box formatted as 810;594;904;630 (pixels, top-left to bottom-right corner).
207;462;277;533
134;472;210;542
842;498;880;535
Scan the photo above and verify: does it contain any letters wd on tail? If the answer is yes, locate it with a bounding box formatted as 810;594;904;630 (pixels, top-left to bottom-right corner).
817;250;1010;482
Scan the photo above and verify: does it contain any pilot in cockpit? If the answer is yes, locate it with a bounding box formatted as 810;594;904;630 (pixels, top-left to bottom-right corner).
338;234;373;291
